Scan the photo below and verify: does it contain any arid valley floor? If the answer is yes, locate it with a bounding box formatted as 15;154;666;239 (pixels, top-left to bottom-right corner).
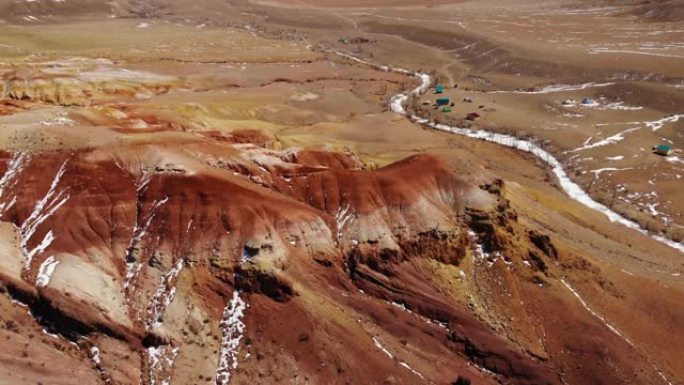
0;1;683;384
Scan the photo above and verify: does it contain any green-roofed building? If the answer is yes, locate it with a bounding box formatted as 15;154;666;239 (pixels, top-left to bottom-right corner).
654;144;673;156
436;97;450;106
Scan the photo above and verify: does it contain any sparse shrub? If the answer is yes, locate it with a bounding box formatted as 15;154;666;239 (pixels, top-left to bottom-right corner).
4;320;18;332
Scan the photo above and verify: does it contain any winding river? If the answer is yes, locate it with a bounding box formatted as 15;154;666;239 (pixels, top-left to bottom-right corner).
334;51;684;254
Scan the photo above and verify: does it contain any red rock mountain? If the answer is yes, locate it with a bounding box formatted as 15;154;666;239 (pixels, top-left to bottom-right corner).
1;129;679;384
1;2;683;384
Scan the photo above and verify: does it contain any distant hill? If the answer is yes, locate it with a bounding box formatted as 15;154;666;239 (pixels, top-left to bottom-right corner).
581;0;684;21
627;0;684;21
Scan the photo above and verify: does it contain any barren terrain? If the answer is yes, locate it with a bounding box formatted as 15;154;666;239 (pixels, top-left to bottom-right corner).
0;1;682;385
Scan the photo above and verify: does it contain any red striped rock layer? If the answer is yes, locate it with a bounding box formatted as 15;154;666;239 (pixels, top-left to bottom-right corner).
0;137;622;385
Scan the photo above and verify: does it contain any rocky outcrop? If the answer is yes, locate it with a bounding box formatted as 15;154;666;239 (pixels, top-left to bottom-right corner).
0;137;567;384
234;266;295;302
2;60;175;107
528;230;558;259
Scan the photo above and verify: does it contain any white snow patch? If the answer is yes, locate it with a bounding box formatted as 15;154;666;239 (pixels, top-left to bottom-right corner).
569;126;640;152
21;160;69;238
589;167;633;177
599;102;643;111
35;256;59;288
24;230;55;270
490;82;614;94
124;196;168;289
372;337;394;359
124;262;143;290
588;47;684;59
646;114;684;131
89;345;111;382
561;279;631;342
0;153;30;214
399;361;425;379
147;345;179;385
147;259;184;329
388;301;449;329
90;345;103;366
468;230;492;263
78;67;171;83
216;291;247;385
646;203;660;217
137;170;153;194
20;161;70;270
41;116;75;126
335;203;354;242
467;361;496;376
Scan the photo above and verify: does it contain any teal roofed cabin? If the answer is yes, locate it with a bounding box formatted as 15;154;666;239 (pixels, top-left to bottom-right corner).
654;144;673;156
436;97;450;106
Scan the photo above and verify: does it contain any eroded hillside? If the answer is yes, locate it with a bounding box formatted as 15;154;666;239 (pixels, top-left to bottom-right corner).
0;3;683;385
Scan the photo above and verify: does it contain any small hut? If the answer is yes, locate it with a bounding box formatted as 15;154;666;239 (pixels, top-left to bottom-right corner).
443;106;452;113
435;85;444;94
436;97;450;106
466;112;480;121
654;144;673;156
